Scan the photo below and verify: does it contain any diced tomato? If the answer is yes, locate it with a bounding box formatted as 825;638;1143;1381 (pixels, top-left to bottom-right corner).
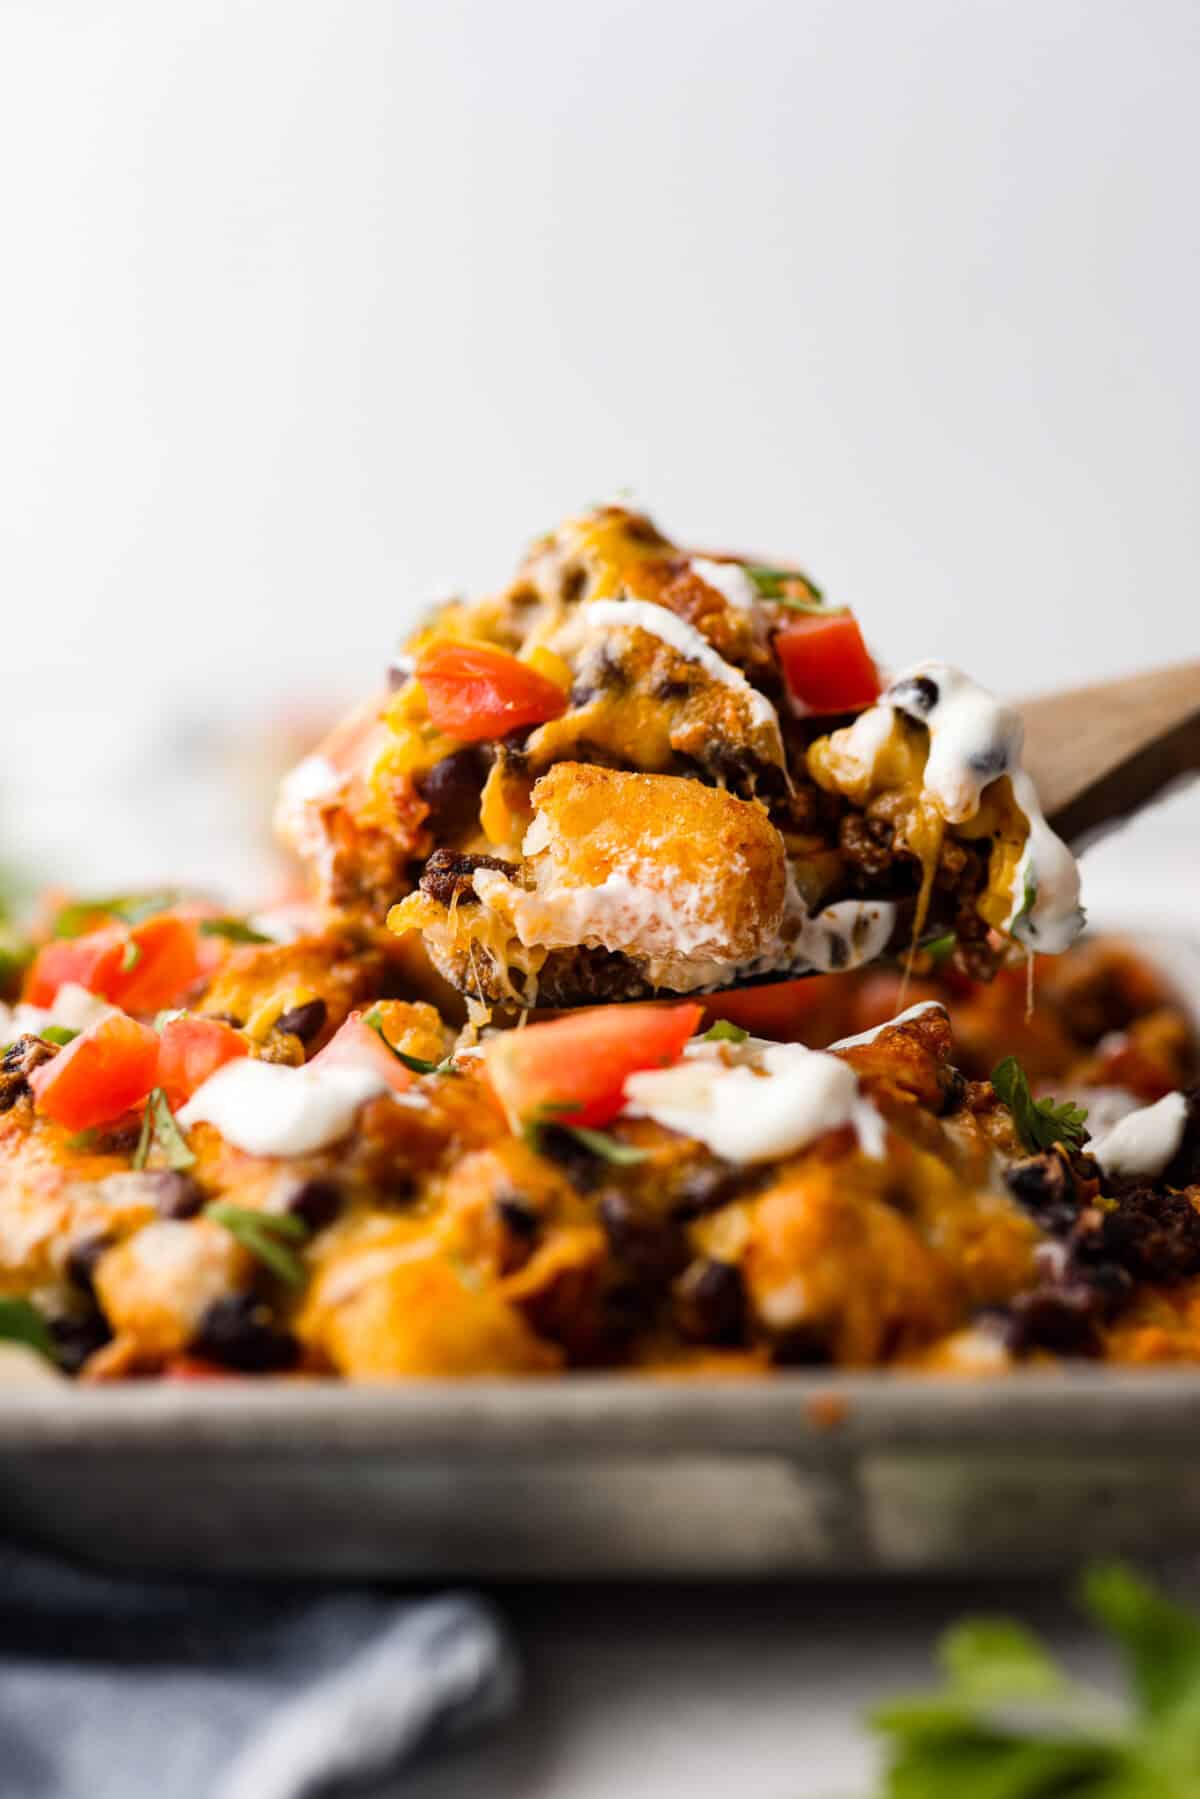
416;641;567;743
29;1013;160;1131
774;612;880;713
308;1011;414;1097
484;1002;703;1130
25;934;124;1008
161;1356;240;1382
157;1015;249;1107
25;913;204;1014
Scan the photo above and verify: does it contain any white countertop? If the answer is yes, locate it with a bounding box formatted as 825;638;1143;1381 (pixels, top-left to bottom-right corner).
400;1573;1151;1799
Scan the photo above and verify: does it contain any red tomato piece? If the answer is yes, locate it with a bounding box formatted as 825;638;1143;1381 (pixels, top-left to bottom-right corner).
484;1001;703;1130
110;914;204;1013
25;932;126;1007
25;913;204;1014
157;1015;249;1107
308;1012;414;1097
774;613;880;714
161;1356;240;1382
29;1013;161;1131
416;641;567;743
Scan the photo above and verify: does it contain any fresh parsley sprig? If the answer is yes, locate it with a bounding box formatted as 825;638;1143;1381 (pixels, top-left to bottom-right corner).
873;1562;1200;1798
205;1202;309;1288
992;1055;1090;1154
133;1088;196;1172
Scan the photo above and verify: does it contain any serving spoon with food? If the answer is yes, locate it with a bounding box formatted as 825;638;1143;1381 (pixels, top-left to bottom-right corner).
665;656;1200;1000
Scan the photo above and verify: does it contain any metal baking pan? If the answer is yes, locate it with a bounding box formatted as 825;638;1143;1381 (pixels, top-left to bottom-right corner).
3;920;1197;1580
4;1372;1200;1577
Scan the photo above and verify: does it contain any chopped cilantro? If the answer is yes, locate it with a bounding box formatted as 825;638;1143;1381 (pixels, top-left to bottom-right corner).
40;1025;78;1048
0;1296;58;1363
873;1562;1200;1798
205;1202;308;1288
522;1104;647;1165
198;917;273;945
363;1007;457;1075
743;563;830;612
133;1087;196;1172
702;1019;749;1044
992;1055;1089;1153
52;891;177;938
921;932;957;967
561;1125;649;1165
119;939;142;973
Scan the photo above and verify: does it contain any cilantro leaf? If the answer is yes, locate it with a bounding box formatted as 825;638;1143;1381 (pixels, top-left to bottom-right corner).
0;1297;58;1363
921;932;957;968
40;1025;79;1048
873;1563;1200;1799
742;563;829;610
119;938;142;973
133;1087;196;1172
363;1007;457;1075
198;917;273;945
205;1202;309;1288
52;891;178;938
560;1125;649;1165
992;1056;1089;1153
520;1103;648;1165
1082;1563;1200;1722
702;1019;749;1044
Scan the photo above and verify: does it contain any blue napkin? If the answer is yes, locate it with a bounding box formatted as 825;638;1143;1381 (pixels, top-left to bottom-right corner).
0;1546;519;1799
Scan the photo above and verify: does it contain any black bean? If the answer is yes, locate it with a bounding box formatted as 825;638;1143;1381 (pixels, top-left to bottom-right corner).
274;998;327;1044
674;1259;746;1345
193;1295;299;1373
937;1065;968;1115
968;744;1009;779
0;1034;56;1113
50;1310;111;1375
599;1193;684;1281
670;1163;748;1221
1005;1153;1080;1237
282;1177;344;1231
65;1232;113;1297
888;674;939;715
534;1123;608;1191
150;1171;207;1220
496;1196;540;1240
414;747;489;840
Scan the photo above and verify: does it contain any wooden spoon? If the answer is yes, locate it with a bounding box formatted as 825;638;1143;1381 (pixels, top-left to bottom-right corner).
1020;659;1200;851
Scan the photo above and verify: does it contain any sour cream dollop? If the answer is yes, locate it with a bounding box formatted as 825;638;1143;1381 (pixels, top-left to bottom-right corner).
622;1037;885;1165
178;1058;393;1158
1089;1090;1190;1182
821;661;1084;955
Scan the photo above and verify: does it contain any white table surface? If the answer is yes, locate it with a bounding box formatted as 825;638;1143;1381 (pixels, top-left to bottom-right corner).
401;1572;1151;1799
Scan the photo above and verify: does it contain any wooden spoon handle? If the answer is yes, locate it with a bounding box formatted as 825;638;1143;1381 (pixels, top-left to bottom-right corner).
1020;660;1200;850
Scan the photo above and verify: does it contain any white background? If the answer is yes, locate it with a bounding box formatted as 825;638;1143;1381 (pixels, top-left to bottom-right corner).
0;0;1196;897
0;6;1197;1791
